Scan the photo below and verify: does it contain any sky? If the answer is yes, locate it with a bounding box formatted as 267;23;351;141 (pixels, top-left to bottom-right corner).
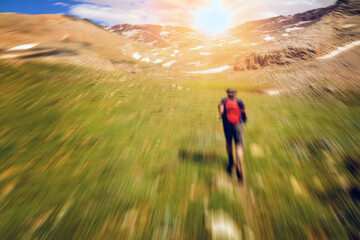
0;0;336;29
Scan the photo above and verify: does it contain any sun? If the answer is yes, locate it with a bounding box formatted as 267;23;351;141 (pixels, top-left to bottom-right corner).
194;0;231;33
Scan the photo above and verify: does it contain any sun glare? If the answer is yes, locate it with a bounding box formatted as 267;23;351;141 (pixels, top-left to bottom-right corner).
194;0;231;33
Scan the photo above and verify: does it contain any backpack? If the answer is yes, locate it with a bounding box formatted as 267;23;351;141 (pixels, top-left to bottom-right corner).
225;99;241;126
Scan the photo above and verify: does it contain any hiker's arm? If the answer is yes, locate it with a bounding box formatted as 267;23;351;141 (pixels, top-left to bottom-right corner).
242;108;248;123
218;103;224;118
239;100;247;123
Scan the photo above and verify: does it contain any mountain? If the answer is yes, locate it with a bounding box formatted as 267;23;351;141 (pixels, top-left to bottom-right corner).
230;0;360;70
109;2;338;48
106;0;360;72
107;24;202;48
0;0;359;73
0;13;154;71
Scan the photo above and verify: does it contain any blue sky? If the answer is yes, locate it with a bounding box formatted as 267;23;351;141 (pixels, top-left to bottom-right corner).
0;0;336;27
0;0;74;15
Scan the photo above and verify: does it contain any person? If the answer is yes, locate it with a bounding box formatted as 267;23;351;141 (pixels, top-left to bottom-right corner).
218;88;247;181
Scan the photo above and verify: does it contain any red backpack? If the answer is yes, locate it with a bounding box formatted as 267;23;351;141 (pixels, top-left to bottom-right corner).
225;99;241;125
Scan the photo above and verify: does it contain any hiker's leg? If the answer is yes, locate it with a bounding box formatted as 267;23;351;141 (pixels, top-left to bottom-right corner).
223;123;234;169
226;140;234;167
235;143;244;175
234;123;244;180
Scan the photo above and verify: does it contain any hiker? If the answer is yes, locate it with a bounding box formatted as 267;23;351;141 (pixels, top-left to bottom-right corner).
218;88;247;181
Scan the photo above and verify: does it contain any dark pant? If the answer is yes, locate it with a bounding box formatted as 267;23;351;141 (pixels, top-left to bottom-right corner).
223;121;244;146
223;121;244;168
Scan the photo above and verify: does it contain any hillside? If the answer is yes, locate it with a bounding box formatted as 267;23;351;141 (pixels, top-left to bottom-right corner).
0;13;154;71
0;0;359;239
107;0;360;72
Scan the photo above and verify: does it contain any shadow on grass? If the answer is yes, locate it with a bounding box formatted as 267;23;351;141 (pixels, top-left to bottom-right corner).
20;50;77;59
178;149;227;165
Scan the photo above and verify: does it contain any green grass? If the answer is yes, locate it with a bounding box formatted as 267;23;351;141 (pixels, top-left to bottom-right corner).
0;60;359;239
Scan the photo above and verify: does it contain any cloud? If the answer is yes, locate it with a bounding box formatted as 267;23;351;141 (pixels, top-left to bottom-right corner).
54;2;70;7
70;4;155;25
69;0;336;27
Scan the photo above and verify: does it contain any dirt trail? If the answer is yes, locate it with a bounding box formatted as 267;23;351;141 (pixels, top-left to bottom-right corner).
234;178;259;240
207;169;260;240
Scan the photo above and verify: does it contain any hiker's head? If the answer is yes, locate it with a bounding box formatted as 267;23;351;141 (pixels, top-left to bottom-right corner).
226;88;237;98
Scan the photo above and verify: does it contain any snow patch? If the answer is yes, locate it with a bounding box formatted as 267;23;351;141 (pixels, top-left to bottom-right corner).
146;41;158;46
279;15;291;22
293;20;312;26
266;90;280;95
263;35;275;41
186;61;203;67
282;33;289;37
184;65;231;74
285;27;304;33
342;24;355;28
8;43;39;51
153;59;163;64
160;31;170;36
210;43;223;47
318;41;360;60
190;46;204;50
228;39;242;44
162;60;176;67
122;30;140;37
251;43;257;46
170;49;179;57
200;52;212;56
0;54;20;59
152;53;159;56
141;57;151;63
132;52;141;60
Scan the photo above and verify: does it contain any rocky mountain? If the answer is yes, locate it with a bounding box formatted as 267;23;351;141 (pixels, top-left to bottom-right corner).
107;24;201;48
0;0;359;73
105;0;359;72
230;0;360;71
109;1;339;48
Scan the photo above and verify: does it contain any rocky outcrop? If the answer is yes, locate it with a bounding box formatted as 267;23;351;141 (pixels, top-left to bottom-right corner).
234;53;269;71
234;48;318;71
334;0;360;15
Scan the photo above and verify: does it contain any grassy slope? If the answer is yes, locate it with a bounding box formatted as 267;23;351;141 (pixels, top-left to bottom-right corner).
0;60;359;239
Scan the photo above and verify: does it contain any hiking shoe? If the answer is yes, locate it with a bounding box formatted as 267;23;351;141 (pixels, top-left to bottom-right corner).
226;165;233;175
236;168;243;182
